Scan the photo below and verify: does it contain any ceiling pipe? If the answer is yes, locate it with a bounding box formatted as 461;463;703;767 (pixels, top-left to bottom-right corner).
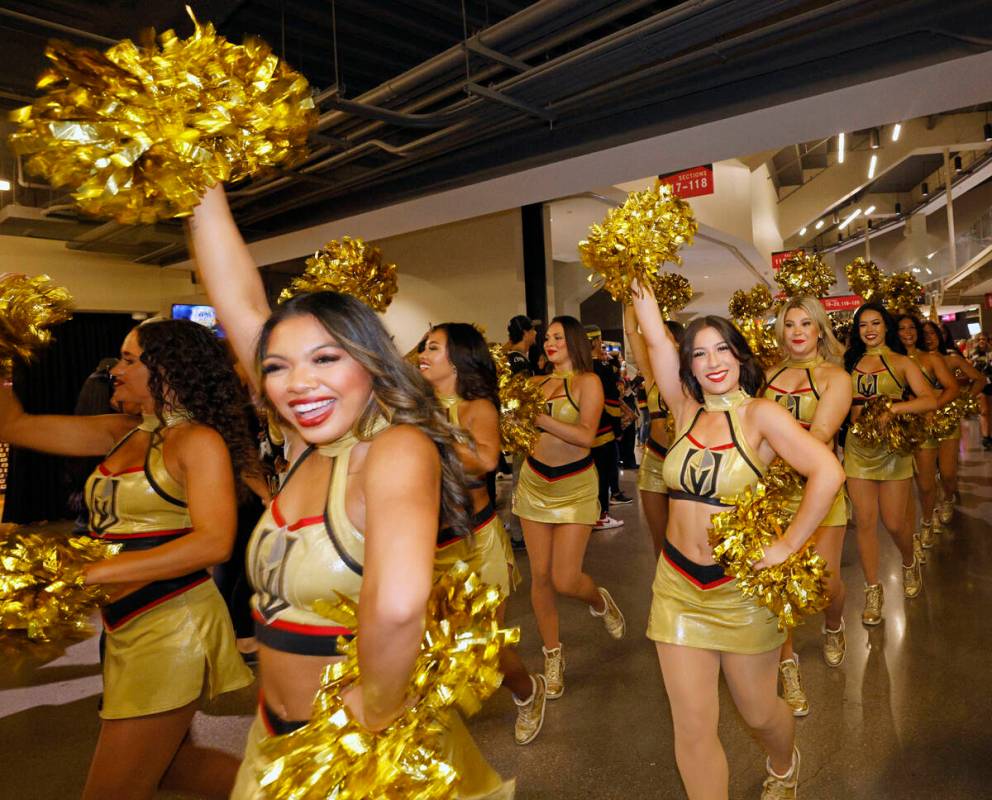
0;7;116;45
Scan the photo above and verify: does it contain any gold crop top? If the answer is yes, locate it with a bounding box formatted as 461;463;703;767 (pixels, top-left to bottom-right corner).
764;358;823;430
247;422;388;655
647;382;668;420
437;393;486;490
909;352;941;390
85;414;191;541
852;347;905;404
663;389;766;506
538;374;581;424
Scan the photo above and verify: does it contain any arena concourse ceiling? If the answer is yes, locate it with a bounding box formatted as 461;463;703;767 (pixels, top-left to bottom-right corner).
0;0;991;265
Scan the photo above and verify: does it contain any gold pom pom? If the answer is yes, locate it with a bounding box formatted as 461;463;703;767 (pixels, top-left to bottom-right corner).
9;9;316;224
489;344;543;455
578;184;697;304
651;271;694;319
280;238;398;312
708;460;830;632
256;561;518;799
774;251;836;299
0;526;120;645
849;395;926;454
0;274;73;375
925;403;961;440
728;285;773;320
884;272;923;317
829;313;853;347
845;257;885;302
728;286;778;369
954;393;980;419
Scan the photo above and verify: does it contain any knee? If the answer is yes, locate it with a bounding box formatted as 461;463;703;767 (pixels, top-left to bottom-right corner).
672;712;719;750
530;570;553;592
739;699;786;734
551;570;578;596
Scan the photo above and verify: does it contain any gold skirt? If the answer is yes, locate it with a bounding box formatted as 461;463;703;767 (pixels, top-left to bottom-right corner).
637;440;668;495
231;706;511;800
784;486;848;528
843;431;913;481
101;579;254;719
918;436;940;451
435;511;520;597
512;455;599;525
646;549;785;654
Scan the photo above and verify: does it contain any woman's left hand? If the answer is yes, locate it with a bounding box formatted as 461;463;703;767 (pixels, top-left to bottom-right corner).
751;539;795;571
535;413;553;431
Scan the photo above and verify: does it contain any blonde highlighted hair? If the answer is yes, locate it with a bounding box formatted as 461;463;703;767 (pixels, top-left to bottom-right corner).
774;296;844;364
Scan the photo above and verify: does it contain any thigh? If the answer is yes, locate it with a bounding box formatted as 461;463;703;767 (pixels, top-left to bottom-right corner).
846;478;879;527
521;518;555;579
938;437;959;472
83;701;198;800
878;479;911;531
656;643;722;733
813;524;846;574
720;648;781;725
549;523;593;578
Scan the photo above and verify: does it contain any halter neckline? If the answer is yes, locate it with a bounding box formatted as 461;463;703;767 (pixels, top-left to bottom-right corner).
551;370;575;380
138;408;193;432
865;345;891;356
785;356;823;370
317;416;390;458
702;388;749;412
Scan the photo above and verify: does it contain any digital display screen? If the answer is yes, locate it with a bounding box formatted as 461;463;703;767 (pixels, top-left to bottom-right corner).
171;304;225;338
968;322;982;337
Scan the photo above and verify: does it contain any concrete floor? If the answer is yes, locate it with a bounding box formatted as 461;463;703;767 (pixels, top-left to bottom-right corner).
2;425;990;799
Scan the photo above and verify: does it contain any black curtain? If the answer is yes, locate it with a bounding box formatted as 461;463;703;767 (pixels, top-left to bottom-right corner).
4;313;136;524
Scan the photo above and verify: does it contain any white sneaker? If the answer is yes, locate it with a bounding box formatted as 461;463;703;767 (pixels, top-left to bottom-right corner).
593;515;624;530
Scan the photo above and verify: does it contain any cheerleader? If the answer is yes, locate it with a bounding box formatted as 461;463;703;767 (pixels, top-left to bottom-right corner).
765;297;852;716
190;185;512;800
419;322;546;745
895;315;959;555
0;320;257;800
844;303;937;625
623;304;684;556
920;320;987;524
512;315;626;701
631;282;844;800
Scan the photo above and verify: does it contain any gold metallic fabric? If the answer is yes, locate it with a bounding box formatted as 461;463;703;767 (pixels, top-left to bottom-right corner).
647;550;785;654
100;579;253;718
844;431;914;480
231;711;269;800
512;458;599;525
783;486;848;528
435;514;520;598
637;442;668;495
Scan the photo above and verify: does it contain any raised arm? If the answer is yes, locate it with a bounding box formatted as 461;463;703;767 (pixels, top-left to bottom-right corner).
623;304;655;389
808;366;852;444
0;382;136;457
188;184;271;387
629;281;691;418
355;425;439;730
751;400;846;568
892;358;938;415
84;425;238;584
536;372;602;449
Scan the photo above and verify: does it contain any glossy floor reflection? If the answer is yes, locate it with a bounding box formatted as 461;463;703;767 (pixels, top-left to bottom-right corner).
1;426;989;799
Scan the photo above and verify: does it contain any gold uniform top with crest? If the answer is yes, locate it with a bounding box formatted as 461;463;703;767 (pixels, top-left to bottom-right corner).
764;359;848;526
638;382;671;495
662;389;767;506
246;424;386;656
538;373;581;424
845;346;913;480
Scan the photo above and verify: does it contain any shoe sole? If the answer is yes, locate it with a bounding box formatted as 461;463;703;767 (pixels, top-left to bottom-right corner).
545;686;564;700
861;616;883;626
791;705;810;718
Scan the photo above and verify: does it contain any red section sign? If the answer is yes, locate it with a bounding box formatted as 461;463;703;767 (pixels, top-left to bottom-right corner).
820;295;863;312
771;249;803;271
658;164;714;198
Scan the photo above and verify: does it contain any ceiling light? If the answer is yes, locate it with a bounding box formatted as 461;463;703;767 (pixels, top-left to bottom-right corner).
921;182;929;197
868;154;878;179
926;268;933;275
0;179;9;191
986;123;992;142
703;275;710;279
928;251;937;259
895;202;902;215
799;226;807;236
912;268;921;273
839;208;862;229
892;123;902;142
869;128;881;149
815;219;824;230
837;132;846;164
954;155;963;173
865;205;876;215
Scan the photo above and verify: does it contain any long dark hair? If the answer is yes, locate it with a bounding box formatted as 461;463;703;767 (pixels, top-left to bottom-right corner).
844;301;906;372
679;316;764;402
257;292;472;536
136;319;260;494
550;315;593;373
895;313;925;351
921;319;951;355
431;323;499;407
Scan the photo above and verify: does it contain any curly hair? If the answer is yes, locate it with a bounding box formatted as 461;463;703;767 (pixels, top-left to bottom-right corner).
430;323;500;407
136;319;260;497
679;316;765;402
844;302;906;372
257;292;473;537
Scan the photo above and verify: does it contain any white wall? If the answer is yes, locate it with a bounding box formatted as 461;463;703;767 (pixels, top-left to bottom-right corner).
0;235;195;313
375;210;527;352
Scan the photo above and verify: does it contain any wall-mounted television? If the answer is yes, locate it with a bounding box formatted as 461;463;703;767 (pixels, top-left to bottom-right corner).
172;304;225;338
